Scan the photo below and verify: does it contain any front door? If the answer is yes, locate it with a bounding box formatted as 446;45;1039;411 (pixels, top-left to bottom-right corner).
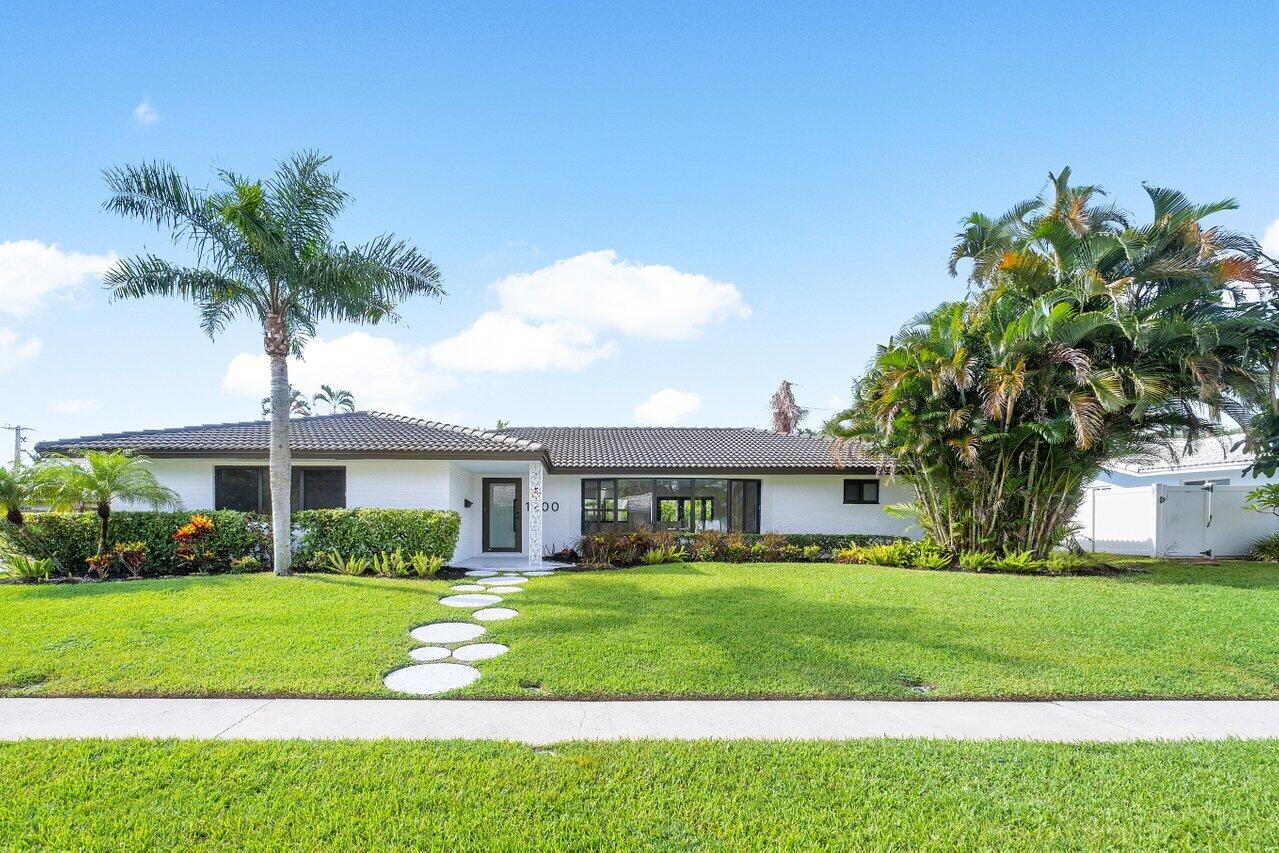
482;478;521;552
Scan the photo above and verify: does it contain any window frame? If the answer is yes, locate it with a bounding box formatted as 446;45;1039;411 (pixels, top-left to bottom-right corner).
581;477;760;534
842;478;880;505
214;465;347;512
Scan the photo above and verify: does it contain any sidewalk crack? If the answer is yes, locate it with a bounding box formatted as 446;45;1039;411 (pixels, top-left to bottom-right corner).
214;699;274;739
1050;701;1146;738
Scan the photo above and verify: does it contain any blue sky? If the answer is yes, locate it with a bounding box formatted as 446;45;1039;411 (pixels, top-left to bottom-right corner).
2;1;1277;462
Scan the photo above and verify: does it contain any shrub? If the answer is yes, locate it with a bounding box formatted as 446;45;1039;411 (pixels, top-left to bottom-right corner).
1248;533;1279;562
993;550;1043;573
294;509;460;568
958;551;995;572
2;554;54;581
1045;551;1091;573
229;555;263;573
862;543;910;567
640;547;668;566
371;549;412;578
321;552;369;576
114;541;147;578
85;553;114;580
834;546;866;564
911;550;952;570
1;510;267;577
801;544;821;561
410;552;445;577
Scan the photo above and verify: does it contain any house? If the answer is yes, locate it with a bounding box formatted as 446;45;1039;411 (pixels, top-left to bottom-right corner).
35;411;912;564
1091;440;1274;489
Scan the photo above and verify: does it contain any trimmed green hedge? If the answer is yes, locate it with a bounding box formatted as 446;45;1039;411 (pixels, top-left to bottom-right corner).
1;511;269;577
293;509;460;568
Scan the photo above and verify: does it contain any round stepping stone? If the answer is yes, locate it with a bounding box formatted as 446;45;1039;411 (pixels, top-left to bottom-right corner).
384;663;481;695
452;642;509;662
440;593;502;608
450;584;486;592
410;622;487;644
409;646;450;662
473;607;519;622
464;570;499;578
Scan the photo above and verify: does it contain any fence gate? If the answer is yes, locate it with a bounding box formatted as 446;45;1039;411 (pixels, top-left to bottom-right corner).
1077;484;1275;557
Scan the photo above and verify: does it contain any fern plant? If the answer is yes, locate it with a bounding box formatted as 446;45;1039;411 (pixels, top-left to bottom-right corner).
410;552;445;577
323;551;369;576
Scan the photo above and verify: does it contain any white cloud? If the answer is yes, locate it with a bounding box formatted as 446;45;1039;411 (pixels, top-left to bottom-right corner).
428;312;617;372
0;240;117;316
430;250;749;373
494;249;750;339
0;328;41;372
133;97;159;126
1263;218;1279;258
222;331;457;415
634;389;702;426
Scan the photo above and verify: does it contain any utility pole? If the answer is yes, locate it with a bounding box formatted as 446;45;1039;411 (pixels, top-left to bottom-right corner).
2;424;33;470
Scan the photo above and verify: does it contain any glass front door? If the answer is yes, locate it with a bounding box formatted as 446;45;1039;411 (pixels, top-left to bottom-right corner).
482;478;521;552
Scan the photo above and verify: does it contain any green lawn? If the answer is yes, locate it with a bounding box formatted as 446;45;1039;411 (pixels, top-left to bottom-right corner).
2;739;1277;849
3;560;1278;698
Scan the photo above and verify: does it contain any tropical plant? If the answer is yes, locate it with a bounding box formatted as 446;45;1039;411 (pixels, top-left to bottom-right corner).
321;551;369;576
371;548;411;577
0;464;48;527
911;550;952;570
114;540;147;578
1244;484;1279;517
409;552;444;578
2;554;54;581
958;551;995;572
312;384;356;415
42;451;179;557
102;152;443;575
260;386;313;418
830;169;1279;557
993;550;1042;573
1247;532;1279;562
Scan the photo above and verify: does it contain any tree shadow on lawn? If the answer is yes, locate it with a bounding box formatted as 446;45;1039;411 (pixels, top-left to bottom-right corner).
481;574;1042;698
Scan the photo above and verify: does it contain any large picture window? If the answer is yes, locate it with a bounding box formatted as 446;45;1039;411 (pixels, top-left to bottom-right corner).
214;466;347;513
582;478;759;534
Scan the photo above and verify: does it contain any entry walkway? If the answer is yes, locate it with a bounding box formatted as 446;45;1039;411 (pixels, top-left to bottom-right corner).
3;698;1278;744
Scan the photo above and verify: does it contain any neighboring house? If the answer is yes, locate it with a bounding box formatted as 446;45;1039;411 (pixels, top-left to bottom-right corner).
1091;440;1274;489
35;411;912;564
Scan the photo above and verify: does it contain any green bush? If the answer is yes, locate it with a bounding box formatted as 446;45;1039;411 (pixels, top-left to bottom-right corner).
1247;533;1279;562
294;509;460;568
958;551;996;572
993;550;1043;573
1;511;268;577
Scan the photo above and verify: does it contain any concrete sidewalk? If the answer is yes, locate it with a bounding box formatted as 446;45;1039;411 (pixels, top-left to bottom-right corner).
3;698;1279;744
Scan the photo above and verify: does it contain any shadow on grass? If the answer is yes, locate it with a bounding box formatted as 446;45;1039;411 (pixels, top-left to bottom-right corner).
479;569;1039;697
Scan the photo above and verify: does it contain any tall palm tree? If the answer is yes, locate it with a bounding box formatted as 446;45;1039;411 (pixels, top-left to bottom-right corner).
102;152;443;575
312;384;355;414
43;451;179;557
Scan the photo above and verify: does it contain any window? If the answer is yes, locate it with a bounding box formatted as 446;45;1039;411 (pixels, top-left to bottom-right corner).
215;466;346;512
843;479;879;504
582;478;759;533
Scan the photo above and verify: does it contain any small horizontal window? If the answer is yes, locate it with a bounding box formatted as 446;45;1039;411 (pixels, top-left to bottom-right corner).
843;479;879;505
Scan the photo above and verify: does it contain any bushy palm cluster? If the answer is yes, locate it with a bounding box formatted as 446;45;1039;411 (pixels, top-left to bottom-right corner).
830;170;1279;556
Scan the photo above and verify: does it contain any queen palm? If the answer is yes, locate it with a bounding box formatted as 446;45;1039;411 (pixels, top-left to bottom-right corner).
102;152;443;575
43;451;179;558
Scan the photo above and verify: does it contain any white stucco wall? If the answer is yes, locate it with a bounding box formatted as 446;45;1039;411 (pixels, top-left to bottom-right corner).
130;457;452;512
1091;465;1274;489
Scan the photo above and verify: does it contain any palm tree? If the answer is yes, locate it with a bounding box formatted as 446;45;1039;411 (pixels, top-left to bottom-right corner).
260;386;313;419
0;464;46;527
313;384;355;414
43;451;179;557
102;152;443;575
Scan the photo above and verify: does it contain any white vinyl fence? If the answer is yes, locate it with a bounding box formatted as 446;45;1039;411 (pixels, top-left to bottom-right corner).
1074;484;1277;557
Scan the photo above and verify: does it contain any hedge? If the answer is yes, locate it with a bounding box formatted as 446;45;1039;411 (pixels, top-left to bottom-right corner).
1;511;270;577
293;509;460;568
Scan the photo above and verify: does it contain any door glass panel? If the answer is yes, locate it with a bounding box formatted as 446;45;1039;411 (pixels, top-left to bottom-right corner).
695;479;729;531
617;479;654;530
488;482;517;549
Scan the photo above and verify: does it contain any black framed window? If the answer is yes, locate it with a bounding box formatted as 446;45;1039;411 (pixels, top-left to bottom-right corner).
215;466;347;512
843;479;879;505
582;478;759;534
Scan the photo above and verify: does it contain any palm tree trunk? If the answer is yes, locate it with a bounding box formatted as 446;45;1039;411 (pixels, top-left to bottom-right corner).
96;503;110;557
269;353;293;576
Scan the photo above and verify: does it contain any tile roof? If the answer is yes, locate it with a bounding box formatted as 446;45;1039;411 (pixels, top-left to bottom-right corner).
500;426;881;471
36;412;883;472
1107;438;1254;475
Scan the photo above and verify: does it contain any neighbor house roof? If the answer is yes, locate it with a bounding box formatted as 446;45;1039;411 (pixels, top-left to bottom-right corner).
36;411;882;473
1106;438;1253;475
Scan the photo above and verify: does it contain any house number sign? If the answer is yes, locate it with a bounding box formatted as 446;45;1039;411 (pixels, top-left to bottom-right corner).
526;501;559;512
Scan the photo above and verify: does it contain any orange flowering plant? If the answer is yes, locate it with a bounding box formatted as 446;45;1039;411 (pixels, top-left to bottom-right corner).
173;513;219;573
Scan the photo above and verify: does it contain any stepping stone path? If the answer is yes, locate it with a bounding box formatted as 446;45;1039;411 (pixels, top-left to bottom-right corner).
385;563;565;695
451;643;508;662
439;593;503;608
